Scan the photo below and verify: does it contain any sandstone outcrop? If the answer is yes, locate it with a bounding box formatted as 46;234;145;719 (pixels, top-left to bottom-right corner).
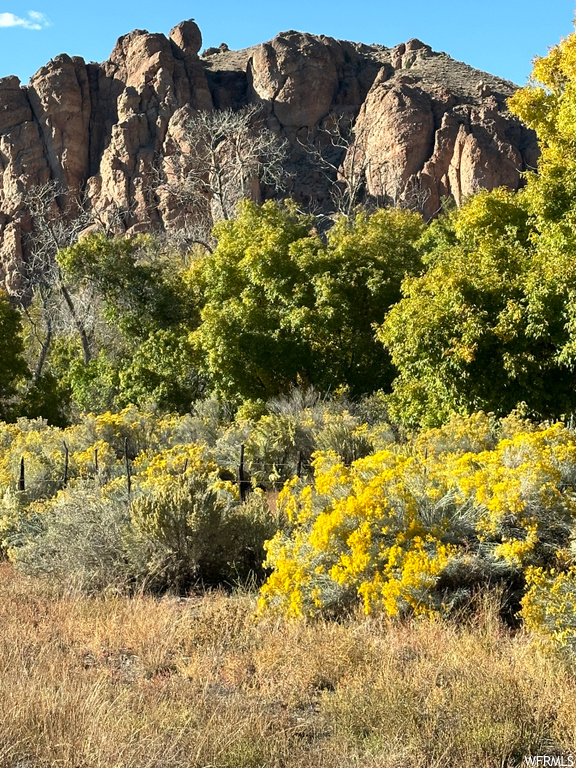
0;20;538;290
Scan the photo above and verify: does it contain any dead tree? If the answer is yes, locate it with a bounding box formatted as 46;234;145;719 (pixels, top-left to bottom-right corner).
157;105;290;242
299;114;431;218
298;114;378;218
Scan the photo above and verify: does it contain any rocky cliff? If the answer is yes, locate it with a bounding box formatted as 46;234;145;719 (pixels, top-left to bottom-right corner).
0;19;538;291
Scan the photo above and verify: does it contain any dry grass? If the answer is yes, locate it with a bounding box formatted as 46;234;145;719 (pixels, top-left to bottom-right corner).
0;564;574;767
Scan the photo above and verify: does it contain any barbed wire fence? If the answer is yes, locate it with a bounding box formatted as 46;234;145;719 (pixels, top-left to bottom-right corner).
13;443;307;501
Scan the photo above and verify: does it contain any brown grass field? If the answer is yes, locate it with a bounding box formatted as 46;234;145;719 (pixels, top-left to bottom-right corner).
0;563;575;767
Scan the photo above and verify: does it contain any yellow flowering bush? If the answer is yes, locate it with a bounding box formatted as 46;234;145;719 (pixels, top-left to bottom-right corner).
259;449;464;618
5;403;576;626
450;424;576;568
413;411;499;457
260;417;576;621
0;408;189;508
521;567;576;649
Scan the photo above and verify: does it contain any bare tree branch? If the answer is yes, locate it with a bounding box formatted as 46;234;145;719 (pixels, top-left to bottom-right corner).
155;105;290;241
9;182;133;377
299;113;432;219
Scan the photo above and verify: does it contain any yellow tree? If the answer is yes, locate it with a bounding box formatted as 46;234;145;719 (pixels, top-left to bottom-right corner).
380;30;576;428
509;31;576;376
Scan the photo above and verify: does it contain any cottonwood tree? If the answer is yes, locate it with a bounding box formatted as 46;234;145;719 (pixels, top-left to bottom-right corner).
191;199;424;402
13;181;128;379
12;182;94;381
56;232;206;413
158;105;290;243
9;179;203;414
0;290;28;420
15;179;141;384
381;30;576;428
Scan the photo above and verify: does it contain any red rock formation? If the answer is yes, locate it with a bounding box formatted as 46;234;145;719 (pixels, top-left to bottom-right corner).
350;39;538;216
0;21;538;290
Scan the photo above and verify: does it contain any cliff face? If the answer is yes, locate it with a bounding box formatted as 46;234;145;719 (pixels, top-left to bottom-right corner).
0;20;538;291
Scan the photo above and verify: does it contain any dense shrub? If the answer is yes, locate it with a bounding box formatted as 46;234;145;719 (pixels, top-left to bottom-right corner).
14;486;131;593
9;474;274;594
128;474;275;591
259;415;576;622
521;566;576;649
192;200;424;401
0;407;278;593
6;402;576;643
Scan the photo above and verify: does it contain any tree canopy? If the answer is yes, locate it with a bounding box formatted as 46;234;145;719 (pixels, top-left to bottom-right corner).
191;200;424;402
0;291;28;420
379;31;576;426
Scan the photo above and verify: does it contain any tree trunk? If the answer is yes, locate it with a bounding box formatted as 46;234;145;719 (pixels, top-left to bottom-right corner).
59;283;92;364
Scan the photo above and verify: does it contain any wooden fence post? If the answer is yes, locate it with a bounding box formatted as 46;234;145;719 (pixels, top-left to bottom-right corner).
238;444;248;502
62;441;69;488
297;451;302;478
18;457;25;492
124;437;132;499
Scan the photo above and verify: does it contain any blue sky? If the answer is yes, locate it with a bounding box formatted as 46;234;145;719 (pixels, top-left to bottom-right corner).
0;1;574;86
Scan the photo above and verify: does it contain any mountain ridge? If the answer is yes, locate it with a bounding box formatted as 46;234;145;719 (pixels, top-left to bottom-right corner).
0;19;538;293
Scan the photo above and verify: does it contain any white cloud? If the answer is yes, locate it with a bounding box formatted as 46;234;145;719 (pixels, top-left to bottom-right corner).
0;11;50;30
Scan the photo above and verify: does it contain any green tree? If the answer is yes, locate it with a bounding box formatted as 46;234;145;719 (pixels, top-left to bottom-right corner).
117;330;203;412
0;291;28;420
380;189;538;426
58;233;198;337
310;208;424;395
192;200;424;402
509;31;576;386
379;30;576;428
192;200;319;401
52;234;204;413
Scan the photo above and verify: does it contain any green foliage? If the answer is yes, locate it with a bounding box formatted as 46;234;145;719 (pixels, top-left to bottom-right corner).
380;177;576;427
58;233;198;335
0;291;28;421
192;200;424;401
380;190;534;426
192;200;318;401
117;330;202;412
129;475;274;591
63;347;120;414
52;233;204;414
305;208;424;395
18;371;70;428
